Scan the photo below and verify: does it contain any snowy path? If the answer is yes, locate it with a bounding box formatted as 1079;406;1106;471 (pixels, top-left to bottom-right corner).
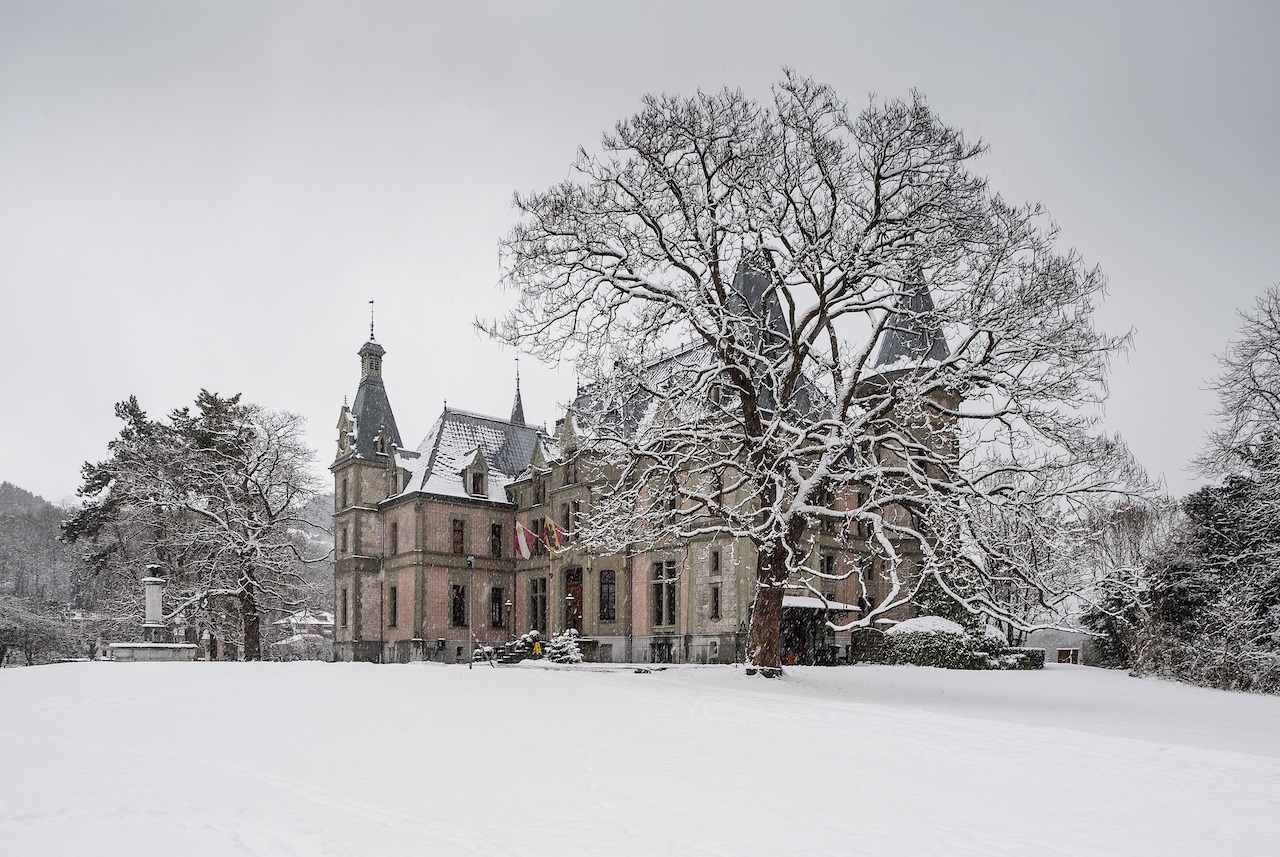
1;662;1277;856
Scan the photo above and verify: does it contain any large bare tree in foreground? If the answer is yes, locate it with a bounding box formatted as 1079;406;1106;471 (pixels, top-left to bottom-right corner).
490;73;1136;675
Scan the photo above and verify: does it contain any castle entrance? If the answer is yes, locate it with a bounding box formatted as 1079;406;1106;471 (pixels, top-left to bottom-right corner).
564;567;583;633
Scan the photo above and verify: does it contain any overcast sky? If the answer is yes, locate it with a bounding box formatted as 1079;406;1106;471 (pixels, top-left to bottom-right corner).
3;1;1278;503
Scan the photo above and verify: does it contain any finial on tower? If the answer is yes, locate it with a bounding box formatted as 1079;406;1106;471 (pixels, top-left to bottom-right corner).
369;299;376;341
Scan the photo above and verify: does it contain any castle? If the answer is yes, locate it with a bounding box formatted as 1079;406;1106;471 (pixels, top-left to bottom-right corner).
331;279;950;665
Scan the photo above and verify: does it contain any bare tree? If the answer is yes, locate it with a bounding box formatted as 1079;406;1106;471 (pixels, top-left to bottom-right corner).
489;73;1132;675
64;392;324;659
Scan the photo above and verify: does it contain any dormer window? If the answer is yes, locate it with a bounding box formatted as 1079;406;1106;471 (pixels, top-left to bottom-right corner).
463;449;489;497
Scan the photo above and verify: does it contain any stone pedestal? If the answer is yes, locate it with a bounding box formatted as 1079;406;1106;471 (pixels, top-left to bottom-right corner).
107;574;197;662
142;623;168;643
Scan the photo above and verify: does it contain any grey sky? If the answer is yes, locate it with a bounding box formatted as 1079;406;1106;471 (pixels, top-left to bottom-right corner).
2;1;1277;503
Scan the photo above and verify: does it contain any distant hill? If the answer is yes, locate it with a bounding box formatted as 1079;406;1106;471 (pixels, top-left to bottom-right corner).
0;481;76;603
0;482;55;517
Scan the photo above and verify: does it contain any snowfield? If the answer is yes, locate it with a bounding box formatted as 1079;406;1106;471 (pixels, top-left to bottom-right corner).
2;662;1278;857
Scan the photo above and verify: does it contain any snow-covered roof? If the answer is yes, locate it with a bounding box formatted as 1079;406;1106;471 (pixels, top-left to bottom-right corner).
272;609;334;627
390;407;554;505
782;595;862;612
885;615;967;636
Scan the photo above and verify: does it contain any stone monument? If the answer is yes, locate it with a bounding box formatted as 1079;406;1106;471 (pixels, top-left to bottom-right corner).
108;569;198;662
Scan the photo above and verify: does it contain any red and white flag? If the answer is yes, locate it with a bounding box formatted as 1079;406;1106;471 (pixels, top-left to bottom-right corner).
514;520;536;560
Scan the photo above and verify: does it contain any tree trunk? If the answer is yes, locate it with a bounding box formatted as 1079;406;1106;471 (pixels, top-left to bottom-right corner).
240;588;261;662
746;578;784;677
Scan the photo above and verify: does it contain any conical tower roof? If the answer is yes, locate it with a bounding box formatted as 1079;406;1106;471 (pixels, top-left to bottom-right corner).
872;283;950;372
346;336;402;460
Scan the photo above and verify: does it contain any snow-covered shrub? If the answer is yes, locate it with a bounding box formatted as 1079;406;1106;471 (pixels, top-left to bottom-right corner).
268;633;332;662
545;628;583;664
881;617;1044;670
1000;647;1046;670
881;617;986;669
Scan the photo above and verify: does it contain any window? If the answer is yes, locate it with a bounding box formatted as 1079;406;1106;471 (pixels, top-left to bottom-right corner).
571;500;582;538
820;553;836;578
470;471;486;496
599;570;617;621
340;588;349;627
854;491;870;538
651;560;678;627
340;527;348;554
491;587;505;627
341;477;349;508
529;577;548;633
388;585;398;628
565;455;578;485
451;519;465;554
561;504;571;538
451;585;467;627
389;521;398;555
531;517;545;556
534;478;546;506
710;584;721;621
710;549;721;576
490;523;503;558
816;484;835;534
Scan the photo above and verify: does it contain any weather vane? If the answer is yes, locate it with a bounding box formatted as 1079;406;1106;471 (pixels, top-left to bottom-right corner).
369;299;375;340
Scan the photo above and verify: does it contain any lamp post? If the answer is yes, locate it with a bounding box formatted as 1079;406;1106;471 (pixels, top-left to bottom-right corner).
565;592;575;635
467;555;475;670
504;599;513;640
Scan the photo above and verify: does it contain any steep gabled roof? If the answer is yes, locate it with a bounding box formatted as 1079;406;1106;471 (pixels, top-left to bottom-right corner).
569;258;825;440
391;408;551;504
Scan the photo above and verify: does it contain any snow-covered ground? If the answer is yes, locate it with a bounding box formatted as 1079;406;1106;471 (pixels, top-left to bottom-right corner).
2;661;1278;857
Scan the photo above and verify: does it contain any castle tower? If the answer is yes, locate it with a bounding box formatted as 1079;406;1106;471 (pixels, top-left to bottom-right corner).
332;328;403;661
861;281;959;466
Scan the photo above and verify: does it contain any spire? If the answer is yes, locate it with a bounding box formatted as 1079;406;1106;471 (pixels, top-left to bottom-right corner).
510;357;526;425
872;281;951;372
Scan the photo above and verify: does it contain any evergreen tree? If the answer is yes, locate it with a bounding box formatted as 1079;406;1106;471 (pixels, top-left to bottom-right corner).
64;391;323;659
545;629;583;664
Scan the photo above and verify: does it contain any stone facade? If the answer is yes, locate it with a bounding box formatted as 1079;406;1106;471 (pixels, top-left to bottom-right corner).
331;332;941;666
